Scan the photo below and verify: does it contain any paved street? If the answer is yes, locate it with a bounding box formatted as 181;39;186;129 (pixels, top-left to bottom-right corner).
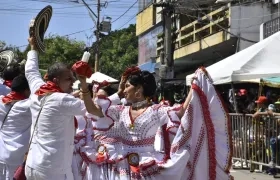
231;169;279;179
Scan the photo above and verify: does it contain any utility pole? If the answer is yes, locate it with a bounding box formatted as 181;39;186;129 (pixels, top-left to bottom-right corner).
94;0;101;72
154;1;174;79
79;0;100;72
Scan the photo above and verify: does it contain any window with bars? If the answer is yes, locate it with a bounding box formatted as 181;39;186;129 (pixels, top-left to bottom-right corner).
263;17;280;39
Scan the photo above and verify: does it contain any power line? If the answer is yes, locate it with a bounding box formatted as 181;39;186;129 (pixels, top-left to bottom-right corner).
14;27;95;49
112;0;138;23
117;14;137;29
0;4;98;11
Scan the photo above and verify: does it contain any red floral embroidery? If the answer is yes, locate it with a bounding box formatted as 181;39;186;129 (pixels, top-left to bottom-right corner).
94;135;155;146
170;104;194;153
192;83;216;180
187;127;205;180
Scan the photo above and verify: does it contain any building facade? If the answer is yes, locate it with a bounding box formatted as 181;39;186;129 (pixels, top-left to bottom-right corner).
136;0;280;77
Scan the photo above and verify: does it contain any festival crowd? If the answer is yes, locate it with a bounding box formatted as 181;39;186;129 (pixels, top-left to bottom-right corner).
0;35;232;180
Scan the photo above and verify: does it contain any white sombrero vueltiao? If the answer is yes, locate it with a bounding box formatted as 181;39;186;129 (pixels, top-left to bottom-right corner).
29;5;53;53
0;50;14;72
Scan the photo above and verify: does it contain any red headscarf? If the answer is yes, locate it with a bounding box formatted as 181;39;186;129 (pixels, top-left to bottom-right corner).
2;91;26;104
3;80;12;88
35;81;62;96
122;66;141;77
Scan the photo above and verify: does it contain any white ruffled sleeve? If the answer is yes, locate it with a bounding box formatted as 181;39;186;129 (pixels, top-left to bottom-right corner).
108;93;121;105
96;96;123;122
156;104;182;135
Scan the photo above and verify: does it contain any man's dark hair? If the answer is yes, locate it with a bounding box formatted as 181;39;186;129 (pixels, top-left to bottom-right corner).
100;85;116;96
2;63;22;81
47;62;70;81
11;75;30;93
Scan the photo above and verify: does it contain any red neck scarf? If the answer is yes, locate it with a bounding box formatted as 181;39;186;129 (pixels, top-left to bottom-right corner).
3;80;12;88
34;81;78;129
2;91;26;104
35;81;63;96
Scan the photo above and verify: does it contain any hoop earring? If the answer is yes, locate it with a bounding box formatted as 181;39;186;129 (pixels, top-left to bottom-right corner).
135;92;141;99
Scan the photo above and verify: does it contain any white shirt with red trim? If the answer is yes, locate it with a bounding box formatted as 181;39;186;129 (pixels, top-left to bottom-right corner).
0;84;10;96
0;98;31;166
25;50;87;176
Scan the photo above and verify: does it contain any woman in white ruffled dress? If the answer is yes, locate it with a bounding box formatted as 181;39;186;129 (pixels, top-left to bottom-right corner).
72;84;122;180
76;66;233;180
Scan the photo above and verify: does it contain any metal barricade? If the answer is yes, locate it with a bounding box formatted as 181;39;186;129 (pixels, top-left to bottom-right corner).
230;113;249;169
230;113;280;172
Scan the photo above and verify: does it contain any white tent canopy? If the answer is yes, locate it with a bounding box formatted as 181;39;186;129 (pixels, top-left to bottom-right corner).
88;72;118;83
72;72;118;90
186;31;280;86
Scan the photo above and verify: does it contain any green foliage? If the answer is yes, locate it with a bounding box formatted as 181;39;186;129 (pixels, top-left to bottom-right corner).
96;24;138;79
39;69;47;77
0;41;6;51
1;24;138;79
30;35;87;70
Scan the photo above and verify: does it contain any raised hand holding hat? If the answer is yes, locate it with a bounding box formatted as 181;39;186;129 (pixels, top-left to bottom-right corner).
29;5;52;53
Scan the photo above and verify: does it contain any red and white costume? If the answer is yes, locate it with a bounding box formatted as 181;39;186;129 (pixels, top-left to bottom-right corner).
171;68;233;180
72;93;122;180
0;80;12;96
24;50;87;180
89;98;182;179
0;92;31;179
80;67;232;180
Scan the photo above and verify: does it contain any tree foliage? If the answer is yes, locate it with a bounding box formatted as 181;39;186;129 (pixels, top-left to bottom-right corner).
21;35;88;70
1;24;138;79
95;24;138;79
0;41;6;51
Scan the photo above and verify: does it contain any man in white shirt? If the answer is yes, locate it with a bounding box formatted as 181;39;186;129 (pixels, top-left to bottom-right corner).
0;63;22;96
0;75;31;180
24;37;87;180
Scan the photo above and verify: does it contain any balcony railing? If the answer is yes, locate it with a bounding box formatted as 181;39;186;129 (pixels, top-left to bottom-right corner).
156;4;230;56
261;16;280;40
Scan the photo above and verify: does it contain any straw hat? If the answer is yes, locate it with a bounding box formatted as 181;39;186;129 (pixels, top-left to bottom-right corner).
29;5;53;53
0;50;14;72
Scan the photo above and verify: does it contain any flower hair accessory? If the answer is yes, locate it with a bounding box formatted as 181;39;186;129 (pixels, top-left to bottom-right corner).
122;66;141;77
92;80;109;93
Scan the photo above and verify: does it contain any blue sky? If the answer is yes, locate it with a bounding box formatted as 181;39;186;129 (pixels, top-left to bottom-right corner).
0;0;137;50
